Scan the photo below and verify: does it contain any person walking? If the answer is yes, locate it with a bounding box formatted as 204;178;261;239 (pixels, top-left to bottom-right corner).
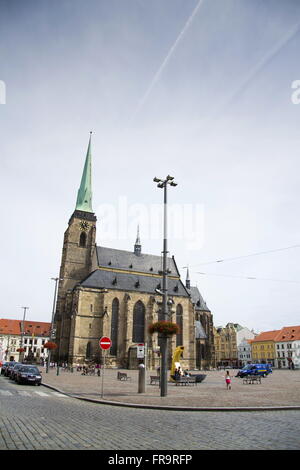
225;370;232;390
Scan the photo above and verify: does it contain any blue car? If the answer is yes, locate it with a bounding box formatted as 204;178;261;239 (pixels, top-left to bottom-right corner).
237;364;272;378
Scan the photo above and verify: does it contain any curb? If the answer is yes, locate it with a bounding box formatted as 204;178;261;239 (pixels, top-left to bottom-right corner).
42;383;300;412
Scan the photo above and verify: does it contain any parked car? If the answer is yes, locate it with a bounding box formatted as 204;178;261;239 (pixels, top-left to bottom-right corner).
15;365;42;385
236;363;272;378
4;361;17;377
10;363;26;381
1;362;9;375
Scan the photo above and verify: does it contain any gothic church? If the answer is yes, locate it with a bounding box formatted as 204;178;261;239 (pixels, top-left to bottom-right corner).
54;135;214;370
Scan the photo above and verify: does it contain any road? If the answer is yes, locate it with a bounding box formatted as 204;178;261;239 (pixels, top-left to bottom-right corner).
0;376;299;450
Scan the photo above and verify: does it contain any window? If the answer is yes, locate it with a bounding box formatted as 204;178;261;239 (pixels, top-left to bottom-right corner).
86;341;92;359
132;300;145;343
110;298;119;355
79;232;87;247
176;304;183;347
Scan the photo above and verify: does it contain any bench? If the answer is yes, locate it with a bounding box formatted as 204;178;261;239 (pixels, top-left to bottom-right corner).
117;371;132;381
243;375;261;384
175;376;197;386
150;375;160;385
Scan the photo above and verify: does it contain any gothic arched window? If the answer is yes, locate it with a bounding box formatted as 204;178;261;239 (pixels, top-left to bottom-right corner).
176;304;183;346
132;300;145;343
79;232;87;247
86;341;92;359
110;298;119;355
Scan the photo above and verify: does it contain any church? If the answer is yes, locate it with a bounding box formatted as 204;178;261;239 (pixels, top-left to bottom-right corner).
54;135;214;370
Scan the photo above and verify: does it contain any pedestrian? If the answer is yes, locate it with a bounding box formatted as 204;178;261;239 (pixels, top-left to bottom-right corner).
225;370;232;390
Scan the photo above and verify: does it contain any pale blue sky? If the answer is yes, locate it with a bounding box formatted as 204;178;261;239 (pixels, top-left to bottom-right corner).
1;0;300;331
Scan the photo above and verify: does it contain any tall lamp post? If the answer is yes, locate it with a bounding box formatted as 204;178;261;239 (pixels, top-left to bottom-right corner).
153;175;177;397
46;277;61;373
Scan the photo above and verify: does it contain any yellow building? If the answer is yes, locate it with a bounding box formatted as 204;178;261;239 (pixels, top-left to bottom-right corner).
251;330;279;366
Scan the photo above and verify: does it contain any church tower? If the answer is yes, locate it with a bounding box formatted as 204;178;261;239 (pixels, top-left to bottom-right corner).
55;134;97;356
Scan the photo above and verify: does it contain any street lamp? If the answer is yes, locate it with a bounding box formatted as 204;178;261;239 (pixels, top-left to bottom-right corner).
153;175;178;397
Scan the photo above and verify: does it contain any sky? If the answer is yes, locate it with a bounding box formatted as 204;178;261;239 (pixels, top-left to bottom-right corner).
0;0;300;332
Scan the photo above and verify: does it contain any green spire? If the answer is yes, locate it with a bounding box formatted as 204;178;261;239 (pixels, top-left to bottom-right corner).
75;132;93;213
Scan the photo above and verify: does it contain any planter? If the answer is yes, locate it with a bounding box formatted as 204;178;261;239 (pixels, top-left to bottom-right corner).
148;321;179;336
44;342;57;350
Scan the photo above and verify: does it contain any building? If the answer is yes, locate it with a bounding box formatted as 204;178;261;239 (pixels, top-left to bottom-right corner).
213;323;256;367
250;330;279;366
53;136;214;370
236;326;257;366
0;319;51;363
213;323;239;368
238;339;253;366
274;326;300;369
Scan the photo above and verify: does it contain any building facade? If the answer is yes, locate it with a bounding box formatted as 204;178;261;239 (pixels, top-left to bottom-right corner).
213;323;256;367
53;136;214;370
274;326;300;369
0;319;51;363
250;330;278;366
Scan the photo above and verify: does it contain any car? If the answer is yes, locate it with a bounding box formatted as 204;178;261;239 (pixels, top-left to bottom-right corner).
1;362;9;375
236;363;272;378
10;363;26;381
15;365;42;385
4;361;17;377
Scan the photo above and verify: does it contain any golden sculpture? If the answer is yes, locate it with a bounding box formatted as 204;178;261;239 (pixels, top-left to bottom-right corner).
170;345;184;381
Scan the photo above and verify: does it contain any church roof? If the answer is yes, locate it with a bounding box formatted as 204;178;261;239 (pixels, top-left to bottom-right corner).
75;133;93;213
186;286;210;312
96;246;180;277
80;268;189;297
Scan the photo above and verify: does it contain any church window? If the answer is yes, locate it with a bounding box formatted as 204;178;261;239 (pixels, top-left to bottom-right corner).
176;304;183;347
86;341;92;359
132;300;145;343
79;232;87;247
110;298;119;355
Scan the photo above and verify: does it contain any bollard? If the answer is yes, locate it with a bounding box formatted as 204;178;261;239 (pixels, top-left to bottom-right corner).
138;363;145;393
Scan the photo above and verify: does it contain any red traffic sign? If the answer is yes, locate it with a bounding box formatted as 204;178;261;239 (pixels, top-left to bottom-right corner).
99;336;112;350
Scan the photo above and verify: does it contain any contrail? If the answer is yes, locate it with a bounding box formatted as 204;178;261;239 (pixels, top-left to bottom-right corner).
130;0;205;123
213;19;300;118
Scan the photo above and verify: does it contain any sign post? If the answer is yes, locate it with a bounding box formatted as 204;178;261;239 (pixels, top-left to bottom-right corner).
99;336;112;398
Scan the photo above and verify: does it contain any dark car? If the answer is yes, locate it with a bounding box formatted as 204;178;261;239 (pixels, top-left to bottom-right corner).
10;363;26;381
4;361;17;377
1;362;9;375
15;365;42;385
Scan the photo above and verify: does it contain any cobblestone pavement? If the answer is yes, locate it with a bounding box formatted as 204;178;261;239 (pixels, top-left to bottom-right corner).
41;368;300;409
0;376;299;450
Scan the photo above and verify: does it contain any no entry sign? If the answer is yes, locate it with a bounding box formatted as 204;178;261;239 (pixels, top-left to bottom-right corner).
99;336;112;350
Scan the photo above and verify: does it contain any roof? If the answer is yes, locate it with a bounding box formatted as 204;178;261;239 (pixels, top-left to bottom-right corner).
96;246;180;277
274;326;300;342
251;330;281;342
195;321;207;339
0;319;21;335
0;319;51;337
80;268;189;297
187;286;210;312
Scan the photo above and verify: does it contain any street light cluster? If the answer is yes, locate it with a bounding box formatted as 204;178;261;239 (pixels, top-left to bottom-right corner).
153;175;178;187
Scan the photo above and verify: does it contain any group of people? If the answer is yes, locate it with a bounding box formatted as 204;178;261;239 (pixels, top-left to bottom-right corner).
173;367;190;380
78;364;101;376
